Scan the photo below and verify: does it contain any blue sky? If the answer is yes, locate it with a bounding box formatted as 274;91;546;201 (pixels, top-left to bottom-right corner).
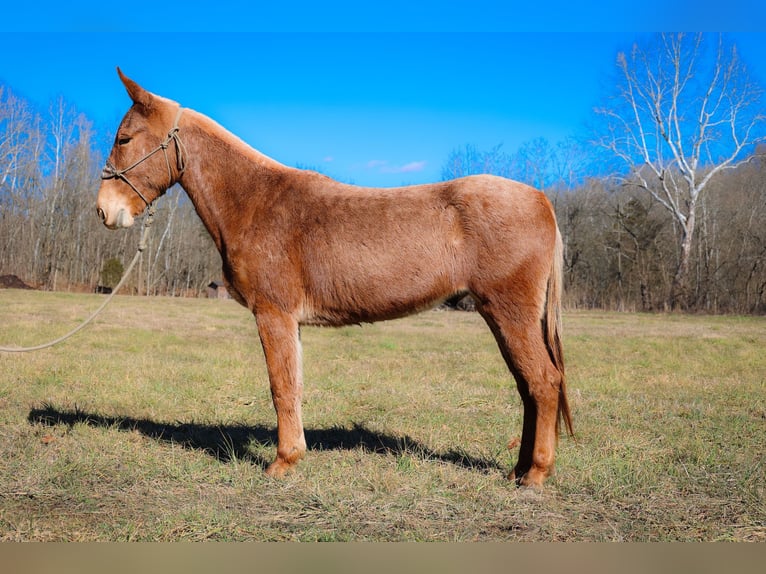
2;3;766;187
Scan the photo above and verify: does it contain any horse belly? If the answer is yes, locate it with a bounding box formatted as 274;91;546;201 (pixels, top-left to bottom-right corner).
302;237;464;326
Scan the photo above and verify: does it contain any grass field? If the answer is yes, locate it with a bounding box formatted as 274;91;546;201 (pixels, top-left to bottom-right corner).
0;290;763;541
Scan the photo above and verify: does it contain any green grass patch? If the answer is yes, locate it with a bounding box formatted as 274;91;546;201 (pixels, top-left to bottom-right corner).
0;291;763;540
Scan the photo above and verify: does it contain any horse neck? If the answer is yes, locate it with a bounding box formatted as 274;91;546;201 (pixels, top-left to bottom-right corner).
177;109;288;248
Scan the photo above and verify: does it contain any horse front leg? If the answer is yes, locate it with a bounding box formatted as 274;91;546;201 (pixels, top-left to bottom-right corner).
255;309;307;477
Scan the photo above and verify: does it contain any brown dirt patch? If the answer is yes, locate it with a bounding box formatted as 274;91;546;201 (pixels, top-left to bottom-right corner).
0;274;34;290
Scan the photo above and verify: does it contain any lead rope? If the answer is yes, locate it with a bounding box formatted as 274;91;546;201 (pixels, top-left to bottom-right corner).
0;206;156;353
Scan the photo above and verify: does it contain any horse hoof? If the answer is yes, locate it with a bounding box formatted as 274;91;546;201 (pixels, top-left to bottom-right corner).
265;459;294;478
508;468;530;487
508;467;546;490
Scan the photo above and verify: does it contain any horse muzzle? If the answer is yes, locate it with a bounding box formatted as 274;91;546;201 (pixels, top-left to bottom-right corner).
96;203;135;229
97;181;139;229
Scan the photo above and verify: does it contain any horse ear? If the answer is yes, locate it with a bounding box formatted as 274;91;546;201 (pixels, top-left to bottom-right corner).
117;67;154;109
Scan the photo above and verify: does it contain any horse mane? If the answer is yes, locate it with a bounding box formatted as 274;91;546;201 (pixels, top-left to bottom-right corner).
183;108;290;174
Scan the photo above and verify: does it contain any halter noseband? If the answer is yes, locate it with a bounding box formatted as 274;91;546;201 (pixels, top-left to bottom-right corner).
101;107;186;206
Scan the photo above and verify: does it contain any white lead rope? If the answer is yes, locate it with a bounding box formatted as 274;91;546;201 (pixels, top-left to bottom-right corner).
0;207;155;353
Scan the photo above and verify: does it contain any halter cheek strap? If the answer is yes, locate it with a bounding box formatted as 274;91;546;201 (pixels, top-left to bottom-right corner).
101;107;186;206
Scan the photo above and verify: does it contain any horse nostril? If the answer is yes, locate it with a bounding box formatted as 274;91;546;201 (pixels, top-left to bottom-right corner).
96;207;106;222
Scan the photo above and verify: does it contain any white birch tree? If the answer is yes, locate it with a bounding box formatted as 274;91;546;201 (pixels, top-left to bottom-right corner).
595;33;766;308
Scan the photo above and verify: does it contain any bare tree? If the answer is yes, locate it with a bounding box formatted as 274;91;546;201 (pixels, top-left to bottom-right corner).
0;85;44;281
595;33;766;308
513;136;590;194
442;138;589;193
440;143;514;180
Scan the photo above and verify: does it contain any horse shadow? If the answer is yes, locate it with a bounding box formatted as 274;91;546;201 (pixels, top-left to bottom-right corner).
27;403;504;475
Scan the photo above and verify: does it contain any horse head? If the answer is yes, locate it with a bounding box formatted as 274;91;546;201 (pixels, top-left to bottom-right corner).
96;68;185;229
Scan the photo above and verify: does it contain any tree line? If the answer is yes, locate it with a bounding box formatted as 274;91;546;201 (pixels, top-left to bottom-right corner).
1;33;765;312
556;155;766;313
443;138;766;313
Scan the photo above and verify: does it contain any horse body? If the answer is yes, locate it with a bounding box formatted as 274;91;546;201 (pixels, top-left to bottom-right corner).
97;69;572;488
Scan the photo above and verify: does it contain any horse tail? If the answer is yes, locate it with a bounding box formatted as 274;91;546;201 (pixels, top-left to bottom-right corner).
545;224;574;438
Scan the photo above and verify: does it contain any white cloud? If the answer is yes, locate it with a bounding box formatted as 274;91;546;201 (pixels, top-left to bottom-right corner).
396;161;427;173
365;159;427;174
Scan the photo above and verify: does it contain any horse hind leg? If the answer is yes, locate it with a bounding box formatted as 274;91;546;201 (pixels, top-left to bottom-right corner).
477;301;563;488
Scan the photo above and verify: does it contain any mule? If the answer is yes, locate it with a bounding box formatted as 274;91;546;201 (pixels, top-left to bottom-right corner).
97;69;573;488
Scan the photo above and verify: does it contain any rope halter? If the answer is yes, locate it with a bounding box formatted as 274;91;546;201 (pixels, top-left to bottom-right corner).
101;107;186;207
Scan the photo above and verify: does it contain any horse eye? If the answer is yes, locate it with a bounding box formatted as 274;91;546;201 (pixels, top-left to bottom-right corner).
118;136;132;146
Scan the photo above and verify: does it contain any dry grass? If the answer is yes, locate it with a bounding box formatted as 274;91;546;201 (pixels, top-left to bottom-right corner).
0;290;764;541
